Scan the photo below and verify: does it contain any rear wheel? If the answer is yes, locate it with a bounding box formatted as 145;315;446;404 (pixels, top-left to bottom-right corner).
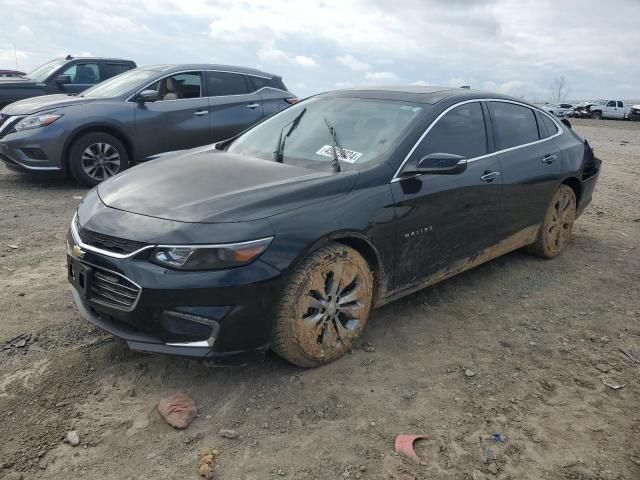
271;242;374;367
68;132;129;187
528;185;576;258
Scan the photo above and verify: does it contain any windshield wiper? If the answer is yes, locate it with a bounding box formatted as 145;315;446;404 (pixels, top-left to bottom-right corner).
323;115;346;173
273;107;307;163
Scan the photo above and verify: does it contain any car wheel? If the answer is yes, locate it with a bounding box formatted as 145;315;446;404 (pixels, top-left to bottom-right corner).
591;111;602;120
528;185;576;258
272;242;374;367
68;133;129;187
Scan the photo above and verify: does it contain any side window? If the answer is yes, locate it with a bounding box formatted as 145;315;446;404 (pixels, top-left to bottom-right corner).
105;63;132;78
617;101;623;108
540;113;559;137
412;102;487;160
206;72;250;96
147;72;203;100
249;75;288;92
489;102;539;150
61;63;101;84
248;76;269;92
606;100;616;107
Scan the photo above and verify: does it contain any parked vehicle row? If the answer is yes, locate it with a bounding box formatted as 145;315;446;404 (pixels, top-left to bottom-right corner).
0;63;297;185
0;56;136;110
542;103;574;117
66;87;601;366
0;70;26;78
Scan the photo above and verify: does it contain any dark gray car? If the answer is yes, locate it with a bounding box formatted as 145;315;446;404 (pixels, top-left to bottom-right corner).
0;64;297;185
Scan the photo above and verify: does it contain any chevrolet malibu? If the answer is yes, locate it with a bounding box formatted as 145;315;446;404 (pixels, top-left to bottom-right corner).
67;86;601;367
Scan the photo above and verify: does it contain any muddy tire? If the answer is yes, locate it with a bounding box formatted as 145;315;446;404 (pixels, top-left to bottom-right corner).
591;111;602;120
69;132;129;187
271;242;374;367
528;185;577;258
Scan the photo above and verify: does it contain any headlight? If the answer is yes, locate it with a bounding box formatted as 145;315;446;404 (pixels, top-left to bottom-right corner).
14;113;63;132
150;237;273;271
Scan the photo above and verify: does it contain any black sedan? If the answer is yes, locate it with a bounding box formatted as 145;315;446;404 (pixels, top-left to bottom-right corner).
67;86;601;367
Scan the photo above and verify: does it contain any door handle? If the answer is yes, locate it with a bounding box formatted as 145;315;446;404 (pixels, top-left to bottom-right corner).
193;110;209;116
246;103;260;109
542;154;557;164
480;171;500;182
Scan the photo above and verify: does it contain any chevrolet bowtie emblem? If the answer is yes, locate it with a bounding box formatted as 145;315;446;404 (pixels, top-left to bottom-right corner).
71;245;86;259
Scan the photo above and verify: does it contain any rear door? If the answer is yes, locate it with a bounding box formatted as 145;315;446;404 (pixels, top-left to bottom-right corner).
206;71;263;141
134;71;212;160
390;101;502;291
488;101;563;241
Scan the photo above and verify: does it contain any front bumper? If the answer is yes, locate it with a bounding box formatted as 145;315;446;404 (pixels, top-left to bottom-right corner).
67;227;284;360
0;124;67;173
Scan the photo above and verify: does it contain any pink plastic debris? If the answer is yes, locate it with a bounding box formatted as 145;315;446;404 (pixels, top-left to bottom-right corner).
394;434;428;465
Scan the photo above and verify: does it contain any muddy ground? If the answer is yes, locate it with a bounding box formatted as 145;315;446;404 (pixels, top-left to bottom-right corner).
0;119;638;480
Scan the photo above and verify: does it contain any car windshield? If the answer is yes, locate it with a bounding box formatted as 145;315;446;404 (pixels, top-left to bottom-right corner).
81;68;158;98
27;58;67;82
227;96;424;172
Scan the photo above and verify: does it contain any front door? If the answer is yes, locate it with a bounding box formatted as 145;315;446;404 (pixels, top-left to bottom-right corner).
58;62;102;94
134;71;212;161
390;101;502;291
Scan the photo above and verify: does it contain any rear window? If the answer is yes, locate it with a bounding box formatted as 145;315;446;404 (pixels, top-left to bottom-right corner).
489;102;540;150
206;71;250;96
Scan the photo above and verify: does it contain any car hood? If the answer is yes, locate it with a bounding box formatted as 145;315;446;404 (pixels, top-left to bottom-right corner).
1;94;95;115
97;149;359;223
0;76;35;86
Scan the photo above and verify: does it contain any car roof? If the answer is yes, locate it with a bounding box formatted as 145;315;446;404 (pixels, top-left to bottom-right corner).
54;57;134;63
326;85;541;107
141;64;280;79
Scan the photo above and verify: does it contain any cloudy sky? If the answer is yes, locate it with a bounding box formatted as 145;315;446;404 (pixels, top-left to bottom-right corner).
1;0;638;101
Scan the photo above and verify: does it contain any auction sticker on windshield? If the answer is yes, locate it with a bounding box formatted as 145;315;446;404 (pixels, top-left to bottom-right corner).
315;145;362;163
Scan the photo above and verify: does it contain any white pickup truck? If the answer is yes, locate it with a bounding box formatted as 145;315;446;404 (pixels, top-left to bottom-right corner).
588;100;632;120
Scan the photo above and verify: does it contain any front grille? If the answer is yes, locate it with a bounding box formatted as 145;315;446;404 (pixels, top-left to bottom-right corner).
79;228;148;255
90;268;140;311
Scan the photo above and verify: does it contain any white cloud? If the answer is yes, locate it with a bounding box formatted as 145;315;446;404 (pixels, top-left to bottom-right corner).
1;0;639;99
257;46;290;64
410;80;431;86
365;71;399;82
336;54;369;71
294;55;317;67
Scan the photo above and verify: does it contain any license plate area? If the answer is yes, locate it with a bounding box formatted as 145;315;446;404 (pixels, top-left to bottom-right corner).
68;256;93;299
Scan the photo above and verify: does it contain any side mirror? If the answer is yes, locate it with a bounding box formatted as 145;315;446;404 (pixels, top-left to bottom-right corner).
55;75;72;86
414;153;467;175
136;90;159;104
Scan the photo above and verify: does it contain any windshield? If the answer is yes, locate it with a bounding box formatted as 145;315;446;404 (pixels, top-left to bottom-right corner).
81;68;158;98
27;58;67;82
227;96;424;172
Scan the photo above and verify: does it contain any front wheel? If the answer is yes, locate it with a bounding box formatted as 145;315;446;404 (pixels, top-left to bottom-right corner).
527;185;577;258
68;132;129;187
591;111;602;120
271;242;374;367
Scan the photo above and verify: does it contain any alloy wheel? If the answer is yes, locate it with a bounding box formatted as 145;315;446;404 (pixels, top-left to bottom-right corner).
545;190;575;254
297;261;367;358
81;142;121;181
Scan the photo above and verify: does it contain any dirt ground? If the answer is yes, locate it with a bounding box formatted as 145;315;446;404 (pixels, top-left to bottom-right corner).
0;119;638;480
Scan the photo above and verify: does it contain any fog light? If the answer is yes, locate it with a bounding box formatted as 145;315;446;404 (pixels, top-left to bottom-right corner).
160;310;220;346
